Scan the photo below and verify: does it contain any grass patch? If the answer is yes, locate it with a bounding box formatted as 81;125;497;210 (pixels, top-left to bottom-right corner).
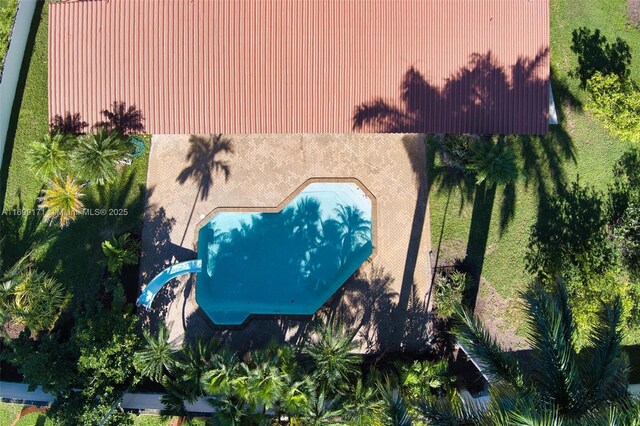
0;0;18;76
429;0;637;343
1;1;47;208
0;402;23;425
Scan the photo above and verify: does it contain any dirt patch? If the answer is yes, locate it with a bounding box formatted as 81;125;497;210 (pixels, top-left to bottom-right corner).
474;278;528;351
630;0;640;27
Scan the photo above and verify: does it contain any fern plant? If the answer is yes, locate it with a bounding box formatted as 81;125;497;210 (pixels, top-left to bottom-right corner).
100;233;139;275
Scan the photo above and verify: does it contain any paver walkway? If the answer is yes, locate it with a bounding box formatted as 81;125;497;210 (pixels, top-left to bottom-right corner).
140;134;433;354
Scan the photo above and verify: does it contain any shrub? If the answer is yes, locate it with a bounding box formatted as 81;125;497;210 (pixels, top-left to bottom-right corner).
100;233;139;275
614;203;640;278
567;269;636;348
0;257;70;334
526;181;614;282
434;270;468;318
608;148;640;278
435;134;476;178
586;73;640;143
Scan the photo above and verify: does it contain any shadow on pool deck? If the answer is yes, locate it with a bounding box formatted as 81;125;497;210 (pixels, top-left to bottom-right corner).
172;262;434;355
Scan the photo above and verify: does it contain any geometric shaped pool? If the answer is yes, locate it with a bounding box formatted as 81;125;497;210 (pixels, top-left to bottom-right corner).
195;182;373;325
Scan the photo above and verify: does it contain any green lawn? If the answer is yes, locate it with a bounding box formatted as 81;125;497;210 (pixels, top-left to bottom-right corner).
0;0;18;75
0;402;23;425
1;1;47;209
0;403;207;426
429;0;638;344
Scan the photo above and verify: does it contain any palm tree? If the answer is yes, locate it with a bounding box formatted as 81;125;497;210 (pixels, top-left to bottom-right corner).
468;136;518;187
100;233;139;275
73;130;130;185
27;133;70;179
297;385;345;426
302;317;361;396
38;176;85;228
419;280;634;424
342;378;386;426
95;101;145;134
379;379;413;426
0;256;69;334
50;112;88;136
134;324;178;383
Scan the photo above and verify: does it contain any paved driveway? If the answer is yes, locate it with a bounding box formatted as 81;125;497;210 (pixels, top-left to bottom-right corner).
140;133;433;354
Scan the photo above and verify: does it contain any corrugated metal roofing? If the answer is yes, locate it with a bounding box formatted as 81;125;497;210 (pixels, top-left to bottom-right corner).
49;0;550;135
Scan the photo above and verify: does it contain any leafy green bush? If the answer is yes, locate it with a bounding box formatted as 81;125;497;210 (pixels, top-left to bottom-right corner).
434;134;476;177
608;148;640;278
101;233;139;275
0;255;70;334
525;181;614;282
567;268;636;348
586;72;640;143
0;0;18;77
434;270;468;318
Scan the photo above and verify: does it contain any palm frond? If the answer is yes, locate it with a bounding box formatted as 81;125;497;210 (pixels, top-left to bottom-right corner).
522;282;582;415
453;305;524;390
27;133;69;179
581;296;629;406
38;176;85;227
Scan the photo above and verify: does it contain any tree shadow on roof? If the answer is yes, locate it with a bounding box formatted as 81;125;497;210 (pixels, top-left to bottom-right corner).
353;50;577;312
353;49;551;135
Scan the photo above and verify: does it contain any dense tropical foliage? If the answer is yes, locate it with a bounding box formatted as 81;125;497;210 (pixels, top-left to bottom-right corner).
421;281;639;425
100;232;139;275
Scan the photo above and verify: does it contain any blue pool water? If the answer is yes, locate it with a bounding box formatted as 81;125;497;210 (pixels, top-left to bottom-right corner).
195;182;373;325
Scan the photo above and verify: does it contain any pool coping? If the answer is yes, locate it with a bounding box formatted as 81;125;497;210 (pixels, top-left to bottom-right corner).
192;177;378;259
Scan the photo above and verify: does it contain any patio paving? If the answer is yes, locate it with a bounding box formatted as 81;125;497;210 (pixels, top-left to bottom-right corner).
140;133;433;354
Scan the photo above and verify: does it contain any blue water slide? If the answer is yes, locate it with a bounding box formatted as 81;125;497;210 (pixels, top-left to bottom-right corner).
136;259;203;310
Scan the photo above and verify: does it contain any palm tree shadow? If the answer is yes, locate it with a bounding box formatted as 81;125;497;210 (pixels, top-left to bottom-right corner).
353;50;578;311
176;134;234;246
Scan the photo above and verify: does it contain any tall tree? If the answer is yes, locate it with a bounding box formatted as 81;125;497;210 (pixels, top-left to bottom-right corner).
469;136;518;187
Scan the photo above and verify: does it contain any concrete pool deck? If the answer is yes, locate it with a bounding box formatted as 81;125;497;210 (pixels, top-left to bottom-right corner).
140;133;433;354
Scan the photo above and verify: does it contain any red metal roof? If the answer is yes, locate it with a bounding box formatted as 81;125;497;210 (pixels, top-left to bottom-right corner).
49;0;550;135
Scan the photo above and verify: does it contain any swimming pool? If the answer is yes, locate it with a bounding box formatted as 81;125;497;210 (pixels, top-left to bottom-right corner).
195;182;373;325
